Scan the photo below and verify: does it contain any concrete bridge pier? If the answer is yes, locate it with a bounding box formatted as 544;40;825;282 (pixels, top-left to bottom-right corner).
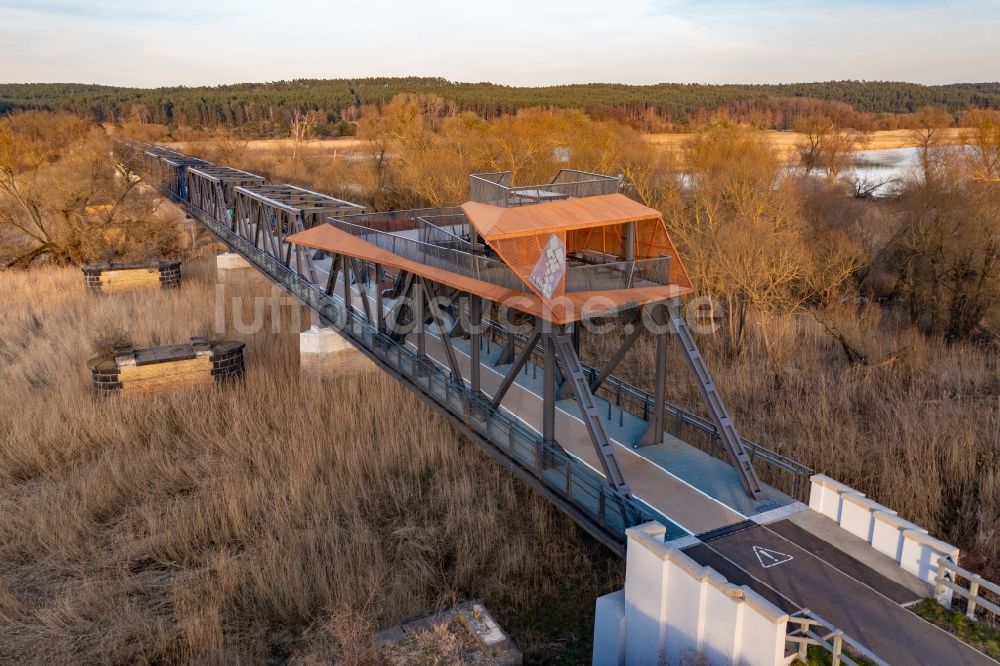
216;251;253;278
299;315;375;377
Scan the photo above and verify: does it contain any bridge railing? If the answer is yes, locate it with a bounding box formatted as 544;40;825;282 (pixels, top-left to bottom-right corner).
564;256;673;292
329;216;532;294
469;170;621;207
415;215;475;251
592;374;814;501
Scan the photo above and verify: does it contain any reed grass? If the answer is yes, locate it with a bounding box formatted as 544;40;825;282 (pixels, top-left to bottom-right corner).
0;259;621;664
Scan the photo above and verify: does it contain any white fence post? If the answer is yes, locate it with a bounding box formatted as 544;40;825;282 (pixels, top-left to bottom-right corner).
934;559;955;608
967;575;981;620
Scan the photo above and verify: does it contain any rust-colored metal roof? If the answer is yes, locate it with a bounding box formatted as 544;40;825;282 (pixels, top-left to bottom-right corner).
461;193;663;242
286;223;692;324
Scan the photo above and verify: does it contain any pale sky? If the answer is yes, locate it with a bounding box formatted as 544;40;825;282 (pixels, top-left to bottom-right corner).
1;0;998;87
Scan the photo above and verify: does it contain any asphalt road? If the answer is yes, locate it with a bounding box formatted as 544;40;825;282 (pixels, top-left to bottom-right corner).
684;522;996;665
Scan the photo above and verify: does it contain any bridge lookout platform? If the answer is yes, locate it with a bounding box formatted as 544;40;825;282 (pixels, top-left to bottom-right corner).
116;139;998;665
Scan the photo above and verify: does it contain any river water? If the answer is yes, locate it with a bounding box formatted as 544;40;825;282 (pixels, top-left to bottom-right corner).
782;146;921;196
677;146;926;197
812;147;922;196
805;145;979;196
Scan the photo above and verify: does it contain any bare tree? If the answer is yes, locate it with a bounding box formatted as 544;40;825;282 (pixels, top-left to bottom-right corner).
0;112;179;267
886;158;1000;339
911;106;953;184
289;110;322;161
672;122;805;359
962;109;1000;181
794;114;869;182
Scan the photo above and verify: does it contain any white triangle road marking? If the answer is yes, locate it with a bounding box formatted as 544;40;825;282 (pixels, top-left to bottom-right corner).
753;545;794;568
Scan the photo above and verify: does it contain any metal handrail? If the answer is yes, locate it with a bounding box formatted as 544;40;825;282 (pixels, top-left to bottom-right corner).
415;215;472;249
564;256;672;292
328;217;531;293
469;170;621;207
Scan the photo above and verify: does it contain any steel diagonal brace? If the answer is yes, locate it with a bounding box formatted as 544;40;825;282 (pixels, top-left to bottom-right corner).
666;303;764;500
384;271;415;335
557;321;644;400
552;334;633;499
351;259;373;324
421;280;464;386
490;331;541;409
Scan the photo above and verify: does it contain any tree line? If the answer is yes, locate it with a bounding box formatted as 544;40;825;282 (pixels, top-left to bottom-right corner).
2;78;999;136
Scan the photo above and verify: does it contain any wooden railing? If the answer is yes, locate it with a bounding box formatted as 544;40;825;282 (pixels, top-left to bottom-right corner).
935;558;1000;621
786;610;888;666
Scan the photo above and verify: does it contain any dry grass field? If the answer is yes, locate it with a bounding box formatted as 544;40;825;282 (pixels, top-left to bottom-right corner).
0;258;622;664
167;128;970;167
644;128;969;161
164;138;366;159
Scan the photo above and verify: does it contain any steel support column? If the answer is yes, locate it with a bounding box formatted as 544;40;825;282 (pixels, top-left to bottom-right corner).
352;258;373;324
639;303;668;447
341;250;352;314
374;263;384;333
325;255;340;296
543;333;557;446
470;294;482;396
494;327;516;366
625;220;636;261
414;277;426;368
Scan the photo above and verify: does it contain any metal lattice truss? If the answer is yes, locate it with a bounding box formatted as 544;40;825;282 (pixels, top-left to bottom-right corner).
233;185;365;282
114;139;209;200
185;165;265;223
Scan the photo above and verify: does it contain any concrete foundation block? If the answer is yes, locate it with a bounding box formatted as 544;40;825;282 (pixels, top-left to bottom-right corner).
592;590;626;666
216;252;252;272
374;600;521;664
300;325;353;354
457;603;514;657
839;494;892;543
300;326;376;377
